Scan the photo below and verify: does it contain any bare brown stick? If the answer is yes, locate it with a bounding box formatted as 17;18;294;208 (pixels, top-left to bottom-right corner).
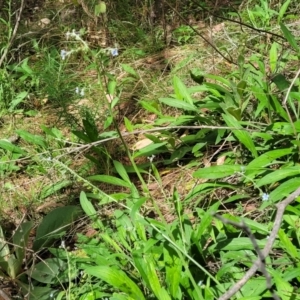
0;289;11;300
190;0;285;41
163;0;236;65
217;186;300;300
214;215;279;300
0;0;25;67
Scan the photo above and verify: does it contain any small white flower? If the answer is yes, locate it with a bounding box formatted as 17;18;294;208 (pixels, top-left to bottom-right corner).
61;240;66;249
262;193;269;201
147;155;155;163
75;87;79;94
80;88;85;96
110;48;118;57
198;280;203;286
60;49;67;60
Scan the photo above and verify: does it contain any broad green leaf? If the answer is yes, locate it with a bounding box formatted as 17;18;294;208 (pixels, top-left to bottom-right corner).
278;229;298;259
280;23;300;52
121;64;138;78
245;148;293;179
278;0;291;23
0;140;26;155
85;266;145;300
193;165;243;179
82;117;98;142
33;206;82;251
13;221;34;275
159;97;197;111
190;68;204;84
15;129;47;148
240;278;269;297
40;180;71;200
133;253;171;300
124;116;134;132
18;282;56;300
88;175;131;188
29;258;68;283
235;217;269;234
108;79;116;95
260;177;300;209
222;114;258;157
139;100;162;116
269;42;278;73
209;237;272;252
133;141;168;158
173;75;193;105
164;246;182;299
283;267;300;281
247;148;292;170
256;166;300;187
0;225;10;262
104;115;113;129
193;202;220;242
9;91;28;111
113;160;131;183
271;73;296;92
80;191;103;229
269;269;294;300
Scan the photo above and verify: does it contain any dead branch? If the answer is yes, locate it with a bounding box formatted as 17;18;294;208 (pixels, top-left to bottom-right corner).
214;215;279;300
217;186;300;300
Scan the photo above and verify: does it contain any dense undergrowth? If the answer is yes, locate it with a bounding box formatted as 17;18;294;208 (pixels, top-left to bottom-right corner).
1;0;300;299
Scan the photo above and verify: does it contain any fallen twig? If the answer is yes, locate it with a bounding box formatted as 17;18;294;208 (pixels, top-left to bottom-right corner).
217;186;300;300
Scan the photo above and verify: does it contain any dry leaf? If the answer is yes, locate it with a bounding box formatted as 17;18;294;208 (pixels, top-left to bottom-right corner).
216;155;226;165
132;138;153;150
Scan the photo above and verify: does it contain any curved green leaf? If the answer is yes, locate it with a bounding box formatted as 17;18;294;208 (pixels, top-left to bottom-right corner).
193;165;243;179
223;114;258;157
256;166;300;187
85;266;145;300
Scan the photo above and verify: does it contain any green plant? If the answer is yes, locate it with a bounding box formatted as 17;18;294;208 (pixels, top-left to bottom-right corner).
0;206;82;299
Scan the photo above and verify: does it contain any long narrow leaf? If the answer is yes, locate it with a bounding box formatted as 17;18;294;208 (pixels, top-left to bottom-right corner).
85;266;145;300
223;114;258;157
